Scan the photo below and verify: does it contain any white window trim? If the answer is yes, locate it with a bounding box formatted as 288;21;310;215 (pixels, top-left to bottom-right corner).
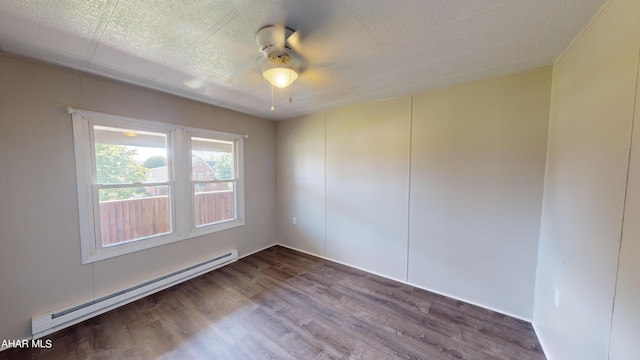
186;128;245;238
70;107;245;264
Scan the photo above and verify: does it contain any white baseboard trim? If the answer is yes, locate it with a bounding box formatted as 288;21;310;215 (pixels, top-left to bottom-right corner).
239;243;280;260
531;322;552;360
275;242;533;323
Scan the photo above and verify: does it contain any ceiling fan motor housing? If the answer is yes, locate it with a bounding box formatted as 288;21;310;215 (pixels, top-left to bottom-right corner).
256;25;300;69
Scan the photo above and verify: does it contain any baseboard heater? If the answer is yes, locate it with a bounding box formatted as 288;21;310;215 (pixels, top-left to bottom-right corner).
32;249;238;339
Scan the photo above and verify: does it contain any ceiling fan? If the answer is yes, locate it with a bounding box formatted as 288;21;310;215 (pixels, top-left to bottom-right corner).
255;25;305;110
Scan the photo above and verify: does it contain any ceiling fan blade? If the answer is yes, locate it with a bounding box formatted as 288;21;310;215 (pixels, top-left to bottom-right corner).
298;66;336;87
217;55;266;86
286;30;302;54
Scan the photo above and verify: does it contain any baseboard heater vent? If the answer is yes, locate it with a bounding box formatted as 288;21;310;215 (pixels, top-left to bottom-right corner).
32;249;238;339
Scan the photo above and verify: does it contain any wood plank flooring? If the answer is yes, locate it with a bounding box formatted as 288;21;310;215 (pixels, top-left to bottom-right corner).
1;246;546;359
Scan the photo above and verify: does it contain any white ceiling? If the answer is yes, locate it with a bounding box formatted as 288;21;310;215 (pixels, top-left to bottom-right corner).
0;0;605;121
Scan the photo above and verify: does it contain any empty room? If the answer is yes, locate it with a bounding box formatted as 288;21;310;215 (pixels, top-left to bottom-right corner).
0;0;638;359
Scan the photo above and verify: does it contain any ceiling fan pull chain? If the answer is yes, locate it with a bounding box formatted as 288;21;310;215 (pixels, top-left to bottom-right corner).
289;66;293;103
270;85;275;111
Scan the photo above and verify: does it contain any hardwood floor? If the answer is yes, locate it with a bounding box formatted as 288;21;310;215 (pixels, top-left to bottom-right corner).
1;246;546;359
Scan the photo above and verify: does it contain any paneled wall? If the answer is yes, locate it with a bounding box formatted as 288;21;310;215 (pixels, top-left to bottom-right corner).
275;113;326;256
609;54;640;358
0;54;276;341
325;98;411;281
533;0;640;359
276;67;552;320
409;70;550;317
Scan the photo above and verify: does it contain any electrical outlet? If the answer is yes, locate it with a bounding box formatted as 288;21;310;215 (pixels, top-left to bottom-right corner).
292;217;297;225
554;288;560;307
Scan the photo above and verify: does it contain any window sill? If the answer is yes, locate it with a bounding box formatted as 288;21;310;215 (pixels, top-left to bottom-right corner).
81;220;245;264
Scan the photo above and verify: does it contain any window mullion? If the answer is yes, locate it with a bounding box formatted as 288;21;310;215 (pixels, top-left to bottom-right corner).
191;179;238;185
173;129;191;237
94;182;173;190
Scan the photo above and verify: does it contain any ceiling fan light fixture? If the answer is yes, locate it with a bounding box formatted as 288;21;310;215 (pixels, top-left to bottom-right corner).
256;26;302;109
263;66;298;88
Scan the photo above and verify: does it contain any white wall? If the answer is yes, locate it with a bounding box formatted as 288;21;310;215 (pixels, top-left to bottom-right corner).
609;54;640;357
276;68;551;320
409;69;550;318
0;54;276;341
275;113;326;256
533;0;640;359
325;98;411;281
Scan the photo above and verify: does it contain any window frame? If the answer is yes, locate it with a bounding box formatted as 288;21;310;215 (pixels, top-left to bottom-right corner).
71;107;245;264
186;128;245;238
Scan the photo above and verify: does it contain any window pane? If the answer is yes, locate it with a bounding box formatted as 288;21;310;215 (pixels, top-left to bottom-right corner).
99;186;171;246
194;182;235;227
191;137;234;181
94;125;168;185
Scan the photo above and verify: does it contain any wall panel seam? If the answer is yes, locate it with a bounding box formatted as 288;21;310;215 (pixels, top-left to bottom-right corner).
607;30;640;360
324;112;327;257
405;96;413;282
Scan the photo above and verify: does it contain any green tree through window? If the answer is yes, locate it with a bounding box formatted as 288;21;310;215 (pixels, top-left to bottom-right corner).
214;152;234;180
144;155;167;168
95;144;147;200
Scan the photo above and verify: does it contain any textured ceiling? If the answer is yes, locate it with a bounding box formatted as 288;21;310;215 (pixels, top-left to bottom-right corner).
0;0;605;120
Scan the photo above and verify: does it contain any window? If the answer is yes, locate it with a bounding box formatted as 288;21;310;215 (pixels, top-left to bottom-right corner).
93;125;172;247
190;135;236;227
71;108;245;263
